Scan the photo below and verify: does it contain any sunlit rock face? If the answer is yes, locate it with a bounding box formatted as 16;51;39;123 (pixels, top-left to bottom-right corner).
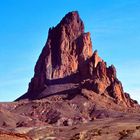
17;11;138;108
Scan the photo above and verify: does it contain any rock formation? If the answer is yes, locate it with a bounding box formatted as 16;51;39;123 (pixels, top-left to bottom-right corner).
16;11;137;108
1;11;140;140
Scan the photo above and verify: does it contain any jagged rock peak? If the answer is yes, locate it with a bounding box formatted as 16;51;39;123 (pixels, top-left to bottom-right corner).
16;11;93;100
34;11;93;80
60;11;84;32
48;11;85;41
16;11;138;108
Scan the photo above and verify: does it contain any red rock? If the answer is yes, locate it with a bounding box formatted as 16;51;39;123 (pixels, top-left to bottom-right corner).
16;11;138;108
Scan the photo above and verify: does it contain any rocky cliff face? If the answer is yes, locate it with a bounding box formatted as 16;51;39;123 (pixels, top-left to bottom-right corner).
17;11;137;108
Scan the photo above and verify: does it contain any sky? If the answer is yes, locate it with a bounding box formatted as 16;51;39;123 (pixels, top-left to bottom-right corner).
0;0;140;102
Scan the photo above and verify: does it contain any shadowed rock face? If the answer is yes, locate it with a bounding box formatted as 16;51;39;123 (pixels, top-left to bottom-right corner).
16;11;137;108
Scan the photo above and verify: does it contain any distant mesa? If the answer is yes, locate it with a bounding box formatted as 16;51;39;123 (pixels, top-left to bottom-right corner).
16;11;138;108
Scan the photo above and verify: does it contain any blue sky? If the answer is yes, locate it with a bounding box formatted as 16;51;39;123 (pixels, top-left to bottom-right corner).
0;0;140;102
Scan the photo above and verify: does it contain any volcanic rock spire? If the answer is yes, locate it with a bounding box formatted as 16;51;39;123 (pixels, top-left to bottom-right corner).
17;11;138;108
